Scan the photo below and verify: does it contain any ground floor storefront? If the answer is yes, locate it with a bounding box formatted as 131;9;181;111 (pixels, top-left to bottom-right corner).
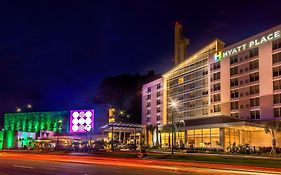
147;117;281;150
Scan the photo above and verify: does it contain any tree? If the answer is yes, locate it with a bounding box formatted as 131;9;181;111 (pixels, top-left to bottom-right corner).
264;120;281;154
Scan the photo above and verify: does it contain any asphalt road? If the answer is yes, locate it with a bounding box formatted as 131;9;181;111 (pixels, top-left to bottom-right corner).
0;157;198;175
0;153;280;175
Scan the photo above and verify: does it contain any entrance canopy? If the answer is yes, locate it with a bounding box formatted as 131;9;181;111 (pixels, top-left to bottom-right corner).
100;122;143;132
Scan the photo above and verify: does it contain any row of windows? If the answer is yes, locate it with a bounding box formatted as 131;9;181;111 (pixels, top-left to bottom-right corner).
231;85;259;99
146;83;161;93
169;79;208;96
146;115;162;122
146;91;161;100
170;58;208;80
146;99;162;107
146;107;161;115
169;69;208;87
231;108;281;119
230;48;259;65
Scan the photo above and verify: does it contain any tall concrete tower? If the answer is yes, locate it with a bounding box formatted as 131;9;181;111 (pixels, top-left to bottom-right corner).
174;22;190;66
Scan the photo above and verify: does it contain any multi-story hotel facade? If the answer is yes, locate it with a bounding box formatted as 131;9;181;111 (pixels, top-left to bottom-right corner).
143;24;281;150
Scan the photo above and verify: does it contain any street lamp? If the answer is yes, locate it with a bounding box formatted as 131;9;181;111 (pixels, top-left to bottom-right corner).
27;104;32;109
169;100;178;155
16;107;21;113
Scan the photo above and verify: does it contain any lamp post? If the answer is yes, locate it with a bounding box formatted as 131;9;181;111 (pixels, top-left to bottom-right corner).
170;100;178;155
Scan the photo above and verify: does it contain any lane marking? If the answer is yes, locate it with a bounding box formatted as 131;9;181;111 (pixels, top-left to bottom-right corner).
13;165;34;169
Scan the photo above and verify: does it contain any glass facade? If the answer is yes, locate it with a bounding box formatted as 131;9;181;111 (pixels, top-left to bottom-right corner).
187;128;220;148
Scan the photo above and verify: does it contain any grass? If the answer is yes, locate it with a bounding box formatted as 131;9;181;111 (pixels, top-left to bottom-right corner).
147;154;281;168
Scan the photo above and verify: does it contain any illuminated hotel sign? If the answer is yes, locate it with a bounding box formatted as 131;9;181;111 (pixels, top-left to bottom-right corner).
70;110;94;133
215;30;281;61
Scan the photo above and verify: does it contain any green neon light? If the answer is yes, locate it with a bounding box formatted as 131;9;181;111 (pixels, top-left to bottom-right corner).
0;131;4;150
6;130;14;148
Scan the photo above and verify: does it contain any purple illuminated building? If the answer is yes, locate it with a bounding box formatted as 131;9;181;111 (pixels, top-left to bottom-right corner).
70;110;94;133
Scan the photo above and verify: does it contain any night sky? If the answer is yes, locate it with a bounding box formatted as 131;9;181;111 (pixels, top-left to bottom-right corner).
1;0;281;121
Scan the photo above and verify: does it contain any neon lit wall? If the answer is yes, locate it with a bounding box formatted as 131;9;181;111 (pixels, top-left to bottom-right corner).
6;130;14;148
4;111;69;133
70;110;94;133
0;131;3;150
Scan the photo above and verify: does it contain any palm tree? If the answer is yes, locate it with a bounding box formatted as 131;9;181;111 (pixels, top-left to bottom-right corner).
146;125;156;147
264;120;281;154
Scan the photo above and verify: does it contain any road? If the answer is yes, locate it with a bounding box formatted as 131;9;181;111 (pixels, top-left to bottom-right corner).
0;152;280;175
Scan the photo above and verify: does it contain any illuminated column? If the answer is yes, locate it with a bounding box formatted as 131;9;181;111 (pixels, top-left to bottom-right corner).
184;130;187;148
219;128;225;151
119;132;121;142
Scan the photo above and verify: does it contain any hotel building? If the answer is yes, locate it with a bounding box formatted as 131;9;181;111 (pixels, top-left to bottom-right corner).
143;23;281;150
142;78;165;145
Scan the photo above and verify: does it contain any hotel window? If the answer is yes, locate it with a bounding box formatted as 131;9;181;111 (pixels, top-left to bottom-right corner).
214;104;221;112
249;72;259;82
157;107;161;113
157;115;161;121
212;72;220;81
249;60;259;70
273;66;281;77
147;87;151;93
231;90;239;99
272;38;281;50
146;102;151;107
213;94;221;102
147;110;151;115
157;91;161;97
212;62;220;70
250;110;260;120
147;94;151;100
250;85;259;94
202;108;208;115
249;47;259;58
274;108;281;118
147;117;151;122
230;55;238;65
157;83;161;89
213;83;221;91
178;77;184;84
274;93;281;104
231;113;239;118
156;99;161;105
230;66;238;76
273;80;281;90
250;97;260;107
231;101;239;110
230;78;238;87
272;52;281;64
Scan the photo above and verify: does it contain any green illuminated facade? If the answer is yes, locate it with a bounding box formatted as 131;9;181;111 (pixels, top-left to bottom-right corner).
4;111;69;133
0;131;4;149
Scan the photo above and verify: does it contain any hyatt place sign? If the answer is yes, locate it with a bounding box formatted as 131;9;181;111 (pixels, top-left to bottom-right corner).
215;30;281;60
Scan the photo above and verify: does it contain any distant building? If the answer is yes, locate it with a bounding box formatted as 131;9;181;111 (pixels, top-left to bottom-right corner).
174;22;189;66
